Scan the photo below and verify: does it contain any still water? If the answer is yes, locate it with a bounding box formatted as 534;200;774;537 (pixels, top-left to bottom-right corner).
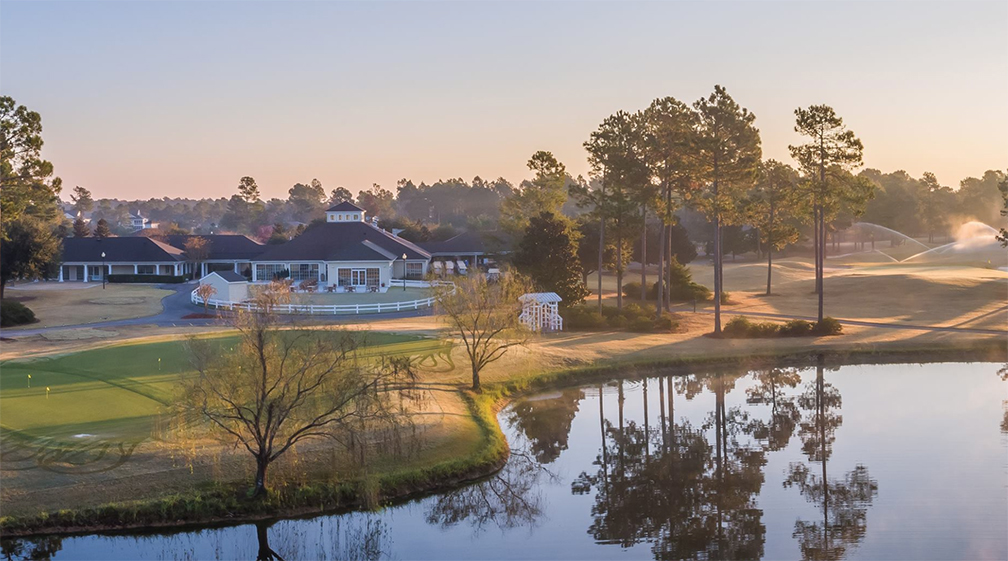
4;361;1006;560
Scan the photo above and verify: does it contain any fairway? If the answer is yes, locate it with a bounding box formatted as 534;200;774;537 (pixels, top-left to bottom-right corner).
0;332;447;444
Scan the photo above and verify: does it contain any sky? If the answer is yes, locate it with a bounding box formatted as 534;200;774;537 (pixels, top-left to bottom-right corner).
1;1;1006;201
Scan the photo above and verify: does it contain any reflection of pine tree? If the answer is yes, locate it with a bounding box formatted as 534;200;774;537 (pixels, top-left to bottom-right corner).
785;360;878;560
506;388;584;463
747;368;802;451
573;373;767;560
784;464;878;560
424;448;547;534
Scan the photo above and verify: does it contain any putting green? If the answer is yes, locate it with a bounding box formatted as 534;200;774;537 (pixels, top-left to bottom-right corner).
0;332;446;443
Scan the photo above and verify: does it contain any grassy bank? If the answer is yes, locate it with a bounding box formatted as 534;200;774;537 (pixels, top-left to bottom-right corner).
2;337;1003;537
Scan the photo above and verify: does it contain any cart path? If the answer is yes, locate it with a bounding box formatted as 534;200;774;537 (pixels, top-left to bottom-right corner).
670;305;1008;335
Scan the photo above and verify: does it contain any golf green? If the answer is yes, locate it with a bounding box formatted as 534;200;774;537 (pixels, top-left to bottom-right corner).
0;332;445;443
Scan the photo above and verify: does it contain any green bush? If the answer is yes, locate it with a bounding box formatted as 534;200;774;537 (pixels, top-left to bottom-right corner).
812;316;843;336
107;274;187;284
563;306;606;330
0;300;36;327
563;303;679;333
779;319;813;337
622;282;643;300
653;313;679;333
622;302;647;319
723;316;779;338
628;317;655;333
723;315;841;338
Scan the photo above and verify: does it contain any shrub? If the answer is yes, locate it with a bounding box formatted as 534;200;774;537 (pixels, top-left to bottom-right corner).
722;315;779;338
621;282;643;300
779;319;813;337
652;313;679;333
622;303;648;319
0;300;36;327
107;274;187;284
722;316;755;337
628;317;655;333
608;314;628;329
563;306;606;330
720;291;731;305
812;316;843;336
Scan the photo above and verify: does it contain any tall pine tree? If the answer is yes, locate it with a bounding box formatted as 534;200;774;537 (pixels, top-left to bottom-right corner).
512;211;589;306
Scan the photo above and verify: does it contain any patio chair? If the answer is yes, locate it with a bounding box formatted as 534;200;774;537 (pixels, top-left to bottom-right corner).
456;260;467;275
445;261;455;275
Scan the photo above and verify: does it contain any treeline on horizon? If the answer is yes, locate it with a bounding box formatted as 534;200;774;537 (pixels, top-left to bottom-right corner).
64;166;1005;245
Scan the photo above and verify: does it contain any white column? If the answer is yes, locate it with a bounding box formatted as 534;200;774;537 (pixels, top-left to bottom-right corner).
83;264;89;282
134;264;138;274
252;265;258;282
201;263;207;277
174;263;179;276
234;262;239;274
58;266;64;282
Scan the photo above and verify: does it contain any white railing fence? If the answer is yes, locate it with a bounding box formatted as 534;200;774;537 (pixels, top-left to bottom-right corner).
191;280;454;315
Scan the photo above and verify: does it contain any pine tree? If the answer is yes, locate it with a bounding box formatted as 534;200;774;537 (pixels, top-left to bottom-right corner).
693;86;761;334
73;216;91;238
789;105;868;321
94;218;112;239
512;211;589;306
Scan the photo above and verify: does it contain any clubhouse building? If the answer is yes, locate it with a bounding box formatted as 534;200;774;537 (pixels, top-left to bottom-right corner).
57;202;432;293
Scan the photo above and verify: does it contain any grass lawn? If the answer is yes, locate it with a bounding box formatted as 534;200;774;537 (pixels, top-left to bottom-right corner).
0;332;446;443
2;283;173;329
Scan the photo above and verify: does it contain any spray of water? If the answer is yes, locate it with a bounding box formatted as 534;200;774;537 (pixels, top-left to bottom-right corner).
849;222;931;251
902;220;1002;262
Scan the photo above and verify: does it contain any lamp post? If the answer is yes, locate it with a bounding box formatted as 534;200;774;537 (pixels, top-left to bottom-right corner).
401;253;408;291
101;252;106;289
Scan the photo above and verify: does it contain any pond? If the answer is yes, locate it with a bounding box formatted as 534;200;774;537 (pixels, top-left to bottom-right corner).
3;361;1006;560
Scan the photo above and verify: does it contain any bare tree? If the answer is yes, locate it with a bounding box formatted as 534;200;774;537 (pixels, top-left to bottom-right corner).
195;283;217;315
180;287;416;496
433;273;531;392
183;236;211;280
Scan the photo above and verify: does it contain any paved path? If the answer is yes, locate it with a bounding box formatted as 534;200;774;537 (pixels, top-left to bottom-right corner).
670;306;1008;336
1;283;431;338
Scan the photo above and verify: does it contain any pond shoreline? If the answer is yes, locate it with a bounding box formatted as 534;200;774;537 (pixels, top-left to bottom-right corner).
2;338;1004;539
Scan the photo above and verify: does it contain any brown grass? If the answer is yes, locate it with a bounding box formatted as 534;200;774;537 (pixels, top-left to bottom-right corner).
2;283;173;329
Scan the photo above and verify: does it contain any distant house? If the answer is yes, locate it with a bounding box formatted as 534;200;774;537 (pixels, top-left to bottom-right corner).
130;211;157;230
56;202;430;293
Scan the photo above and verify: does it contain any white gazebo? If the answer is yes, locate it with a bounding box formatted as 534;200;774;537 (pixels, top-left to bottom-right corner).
519;292;563;332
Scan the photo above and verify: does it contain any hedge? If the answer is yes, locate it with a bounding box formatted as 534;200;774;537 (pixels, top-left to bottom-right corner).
722;315;843;338
107;274;187;284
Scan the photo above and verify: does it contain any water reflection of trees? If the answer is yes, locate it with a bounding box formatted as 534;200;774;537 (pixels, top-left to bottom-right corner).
0;535;63;561
424;448;549;534
572;376;768;560
506;388;584;463
784;359;878;560
999;364;1007;433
